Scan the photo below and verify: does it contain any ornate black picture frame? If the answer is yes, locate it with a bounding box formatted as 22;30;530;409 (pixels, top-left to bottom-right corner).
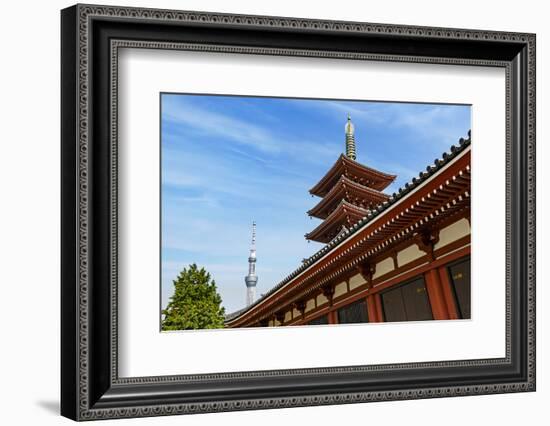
61;4;536;421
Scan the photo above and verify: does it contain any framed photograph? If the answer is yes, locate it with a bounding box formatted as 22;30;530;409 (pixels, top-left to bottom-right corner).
61;4;536;421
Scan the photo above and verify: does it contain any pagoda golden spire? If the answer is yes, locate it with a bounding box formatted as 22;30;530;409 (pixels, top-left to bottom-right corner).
345;114;356;160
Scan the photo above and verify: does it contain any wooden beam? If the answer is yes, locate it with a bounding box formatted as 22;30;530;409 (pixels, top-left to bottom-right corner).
415;228;440;261
322;285;335;307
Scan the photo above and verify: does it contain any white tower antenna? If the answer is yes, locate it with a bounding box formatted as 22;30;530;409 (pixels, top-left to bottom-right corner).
244;221;257;306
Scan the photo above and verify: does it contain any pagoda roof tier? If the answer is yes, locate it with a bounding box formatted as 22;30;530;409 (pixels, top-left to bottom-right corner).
309;154;396;197
307;175;390;220
305;200;368;244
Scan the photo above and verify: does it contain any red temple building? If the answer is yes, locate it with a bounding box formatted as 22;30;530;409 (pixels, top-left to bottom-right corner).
225;117;471;328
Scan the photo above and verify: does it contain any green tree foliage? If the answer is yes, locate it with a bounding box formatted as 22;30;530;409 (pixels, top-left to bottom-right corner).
162;264;226;330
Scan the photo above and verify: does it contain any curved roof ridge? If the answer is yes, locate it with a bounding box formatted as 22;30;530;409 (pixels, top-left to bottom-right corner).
309;154;397;196
305;199;368;240
307;175;390;218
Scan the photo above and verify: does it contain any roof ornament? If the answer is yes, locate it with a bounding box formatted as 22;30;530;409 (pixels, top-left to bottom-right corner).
345;114;356;160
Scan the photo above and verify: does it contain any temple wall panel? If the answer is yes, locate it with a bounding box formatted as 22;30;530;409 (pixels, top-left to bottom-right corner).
292;308;300;318
334;281;348;298
268;319;274;327
435;218;470;250
349;273;365;290
284;311;292;323
373;257;395;279
397;243;425;267
305;298;316;312
317;293;329;306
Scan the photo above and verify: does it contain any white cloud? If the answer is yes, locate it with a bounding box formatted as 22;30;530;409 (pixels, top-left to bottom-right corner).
163;96;340;165
308;100;470;149
163;96;283;154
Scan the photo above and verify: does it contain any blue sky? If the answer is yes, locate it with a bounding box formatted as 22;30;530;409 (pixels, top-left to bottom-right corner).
161;94;471;314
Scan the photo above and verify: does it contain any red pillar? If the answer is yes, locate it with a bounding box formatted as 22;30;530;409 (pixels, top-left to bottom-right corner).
438;266;460;319
424;269;450;320
366;295;380;323
328;310;338;325
374;293;384;322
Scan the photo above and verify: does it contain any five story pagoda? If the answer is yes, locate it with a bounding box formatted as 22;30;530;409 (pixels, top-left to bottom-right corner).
305;115;397;244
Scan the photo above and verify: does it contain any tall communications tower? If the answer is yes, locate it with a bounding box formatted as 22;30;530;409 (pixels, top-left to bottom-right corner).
244;221;258;306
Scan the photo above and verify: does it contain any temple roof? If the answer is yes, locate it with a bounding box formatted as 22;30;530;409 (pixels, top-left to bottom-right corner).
309;154;396;197
225;132;471;325
307;175;390;220
305;200;368;244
